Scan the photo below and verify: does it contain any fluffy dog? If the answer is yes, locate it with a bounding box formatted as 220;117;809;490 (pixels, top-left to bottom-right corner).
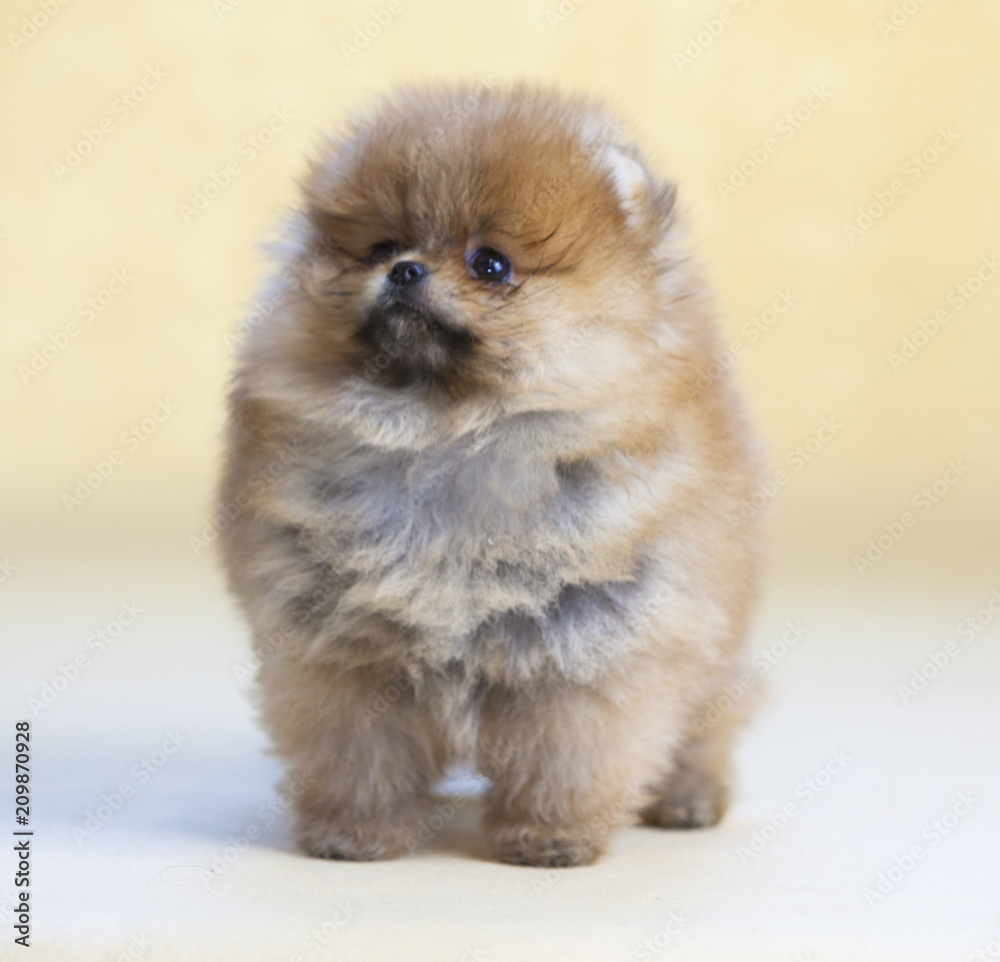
218;83;764;867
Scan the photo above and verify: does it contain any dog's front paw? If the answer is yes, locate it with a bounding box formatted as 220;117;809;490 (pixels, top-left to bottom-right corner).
488;823;601;867
296;814;415;861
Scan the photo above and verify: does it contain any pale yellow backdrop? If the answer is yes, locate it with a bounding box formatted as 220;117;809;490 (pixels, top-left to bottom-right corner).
2;0;997;578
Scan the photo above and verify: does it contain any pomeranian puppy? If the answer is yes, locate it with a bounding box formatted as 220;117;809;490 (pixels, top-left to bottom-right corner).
218;83;764;868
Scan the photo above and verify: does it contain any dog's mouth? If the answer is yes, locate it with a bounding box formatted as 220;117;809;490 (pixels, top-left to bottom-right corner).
355;298;475;387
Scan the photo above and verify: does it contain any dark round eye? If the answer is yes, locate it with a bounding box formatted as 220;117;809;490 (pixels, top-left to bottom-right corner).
468;247;511;283
369;240;398;262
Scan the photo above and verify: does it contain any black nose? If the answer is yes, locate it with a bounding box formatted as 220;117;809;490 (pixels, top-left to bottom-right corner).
387;260;429;287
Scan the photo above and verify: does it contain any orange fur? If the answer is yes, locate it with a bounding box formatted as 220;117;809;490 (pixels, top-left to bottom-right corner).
218;83;765;867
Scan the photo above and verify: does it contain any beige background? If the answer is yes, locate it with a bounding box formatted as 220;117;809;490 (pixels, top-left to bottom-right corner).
1;0;997;579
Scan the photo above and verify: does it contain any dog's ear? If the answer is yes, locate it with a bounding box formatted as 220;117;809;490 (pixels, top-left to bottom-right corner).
597;142;678;240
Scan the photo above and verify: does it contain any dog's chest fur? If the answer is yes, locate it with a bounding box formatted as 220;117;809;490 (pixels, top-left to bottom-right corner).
274;410;672;682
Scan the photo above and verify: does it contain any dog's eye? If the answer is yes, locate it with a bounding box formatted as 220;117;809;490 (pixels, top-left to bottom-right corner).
369;240;399;262
468;247;512;283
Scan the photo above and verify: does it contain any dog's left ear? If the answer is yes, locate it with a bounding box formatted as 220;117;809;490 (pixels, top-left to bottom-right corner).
600;143;677;238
